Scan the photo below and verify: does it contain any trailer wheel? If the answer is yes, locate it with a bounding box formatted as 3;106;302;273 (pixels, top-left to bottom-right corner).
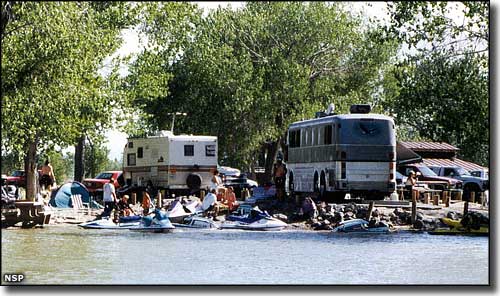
186;173;202;191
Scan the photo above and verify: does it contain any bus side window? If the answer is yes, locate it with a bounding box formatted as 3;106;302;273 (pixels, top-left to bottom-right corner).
324;125;332;145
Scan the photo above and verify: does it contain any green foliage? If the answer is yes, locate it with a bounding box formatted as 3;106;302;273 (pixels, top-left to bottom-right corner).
1;2;137;197
386;52;488;165
387;1;488;55
0;151;23;175
126;2;398;170
84;142;122;178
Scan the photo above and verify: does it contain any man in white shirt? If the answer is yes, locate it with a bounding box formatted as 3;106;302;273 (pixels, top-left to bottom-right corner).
103;178;117;217
201;188;219;217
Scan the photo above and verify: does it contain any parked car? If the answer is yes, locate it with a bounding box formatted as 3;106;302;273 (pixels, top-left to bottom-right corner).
5;170;26;187
428;165;488;195
82;171;124;199
397;163;462;190
395;171;407;189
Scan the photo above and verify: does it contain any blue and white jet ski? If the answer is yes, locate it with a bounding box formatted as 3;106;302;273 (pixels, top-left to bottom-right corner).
221;207;287;231
78;215;142;229
332;219;392;234
129;209;175;233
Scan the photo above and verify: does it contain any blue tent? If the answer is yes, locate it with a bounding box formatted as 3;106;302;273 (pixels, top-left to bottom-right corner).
49;181;99;208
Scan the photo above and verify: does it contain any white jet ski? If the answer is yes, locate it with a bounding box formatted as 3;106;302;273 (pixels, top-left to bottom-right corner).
172;215;220;229
78;215;142;229
129;209;175;233
165;199;200;223
332;219;392;234
220;207;287;231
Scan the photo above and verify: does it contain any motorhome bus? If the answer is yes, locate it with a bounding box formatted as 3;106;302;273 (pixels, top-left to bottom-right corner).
121;130;218;197
286;104;396;201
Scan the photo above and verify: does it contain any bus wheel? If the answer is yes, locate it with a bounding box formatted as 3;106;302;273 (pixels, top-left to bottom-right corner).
319;171;326;200
313;172;319;195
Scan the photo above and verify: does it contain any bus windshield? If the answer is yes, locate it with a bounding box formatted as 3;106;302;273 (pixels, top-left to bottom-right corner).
339;118;394;145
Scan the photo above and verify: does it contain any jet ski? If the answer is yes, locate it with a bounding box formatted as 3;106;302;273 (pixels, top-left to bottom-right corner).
428;214;489;236
78;215;142;229
332;219;392;234
165;199;200;223
220;207;287;231
172;215;220;229
129;209;175;233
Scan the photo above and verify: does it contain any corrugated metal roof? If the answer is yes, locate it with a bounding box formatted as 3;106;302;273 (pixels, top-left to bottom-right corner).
400;141;459;152
423;158;487;172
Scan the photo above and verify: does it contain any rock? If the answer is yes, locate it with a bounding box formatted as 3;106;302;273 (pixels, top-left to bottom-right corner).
372;209;380;217
393;208;403;216
413;219;424;230
333;212;344;223
323;219;331;225
317;216;324;221
309;218;318;225
311;221;322;228
356;208;368;219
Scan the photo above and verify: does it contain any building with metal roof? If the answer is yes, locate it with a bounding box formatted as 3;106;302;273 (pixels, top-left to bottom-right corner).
398;141;487;172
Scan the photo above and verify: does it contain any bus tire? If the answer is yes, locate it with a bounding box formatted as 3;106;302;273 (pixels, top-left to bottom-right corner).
319;171;326;200
313;172;319;195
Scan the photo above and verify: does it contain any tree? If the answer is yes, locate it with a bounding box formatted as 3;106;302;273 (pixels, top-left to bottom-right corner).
1;2;135;199
387;1;488;56
384;1;489;166
127;2;398;181
84;142;113;178
388;52;488;165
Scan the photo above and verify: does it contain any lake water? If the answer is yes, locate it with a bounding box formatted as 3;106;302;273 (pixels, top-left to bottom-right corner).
1;225;489;285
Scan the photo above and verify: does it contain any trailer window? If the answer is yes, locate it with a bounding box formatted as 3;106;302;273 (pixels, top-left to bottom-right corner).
127;153;136;166
184;145;194;156
128;142;133;148
137;147;143;158
206;145;216;157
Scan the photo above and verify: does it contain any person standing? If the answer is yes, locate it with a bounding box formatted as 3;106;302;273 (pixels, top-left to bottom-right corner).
103;177;117;217
40;159;56;192
273;156;287;202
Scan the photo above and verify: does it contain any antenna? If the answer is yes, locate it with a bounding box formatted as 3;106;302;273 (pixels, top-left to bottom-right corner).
326;103;335;115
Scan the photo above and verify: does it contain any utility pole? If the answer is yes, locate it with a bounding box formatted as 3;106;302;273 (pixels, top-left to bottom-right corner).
167;112;187;134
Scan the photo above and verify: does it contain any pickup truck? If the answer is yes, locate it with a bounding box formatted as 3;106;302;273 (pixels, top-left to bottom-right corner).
428;166;488;195
397;163;463;191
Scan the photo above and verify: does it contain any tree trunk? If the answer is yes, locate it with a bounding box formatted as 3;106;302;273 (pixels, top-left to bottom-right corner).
262;136;283;184
24;138;39;201
74;134;85;182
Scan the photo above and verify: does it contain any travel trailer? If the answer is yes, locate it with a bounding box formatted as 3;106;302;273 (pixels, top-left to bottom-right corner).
122;131;218;195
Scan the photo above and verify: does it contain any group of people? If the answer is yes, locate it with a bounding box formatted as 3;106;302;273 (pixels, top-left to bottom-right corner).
199;170;239;218
96;156;289;220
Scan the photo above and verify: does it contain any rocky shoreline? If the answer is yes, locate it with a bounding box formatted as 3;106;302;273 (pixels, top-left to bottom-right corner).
261;199;489;232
